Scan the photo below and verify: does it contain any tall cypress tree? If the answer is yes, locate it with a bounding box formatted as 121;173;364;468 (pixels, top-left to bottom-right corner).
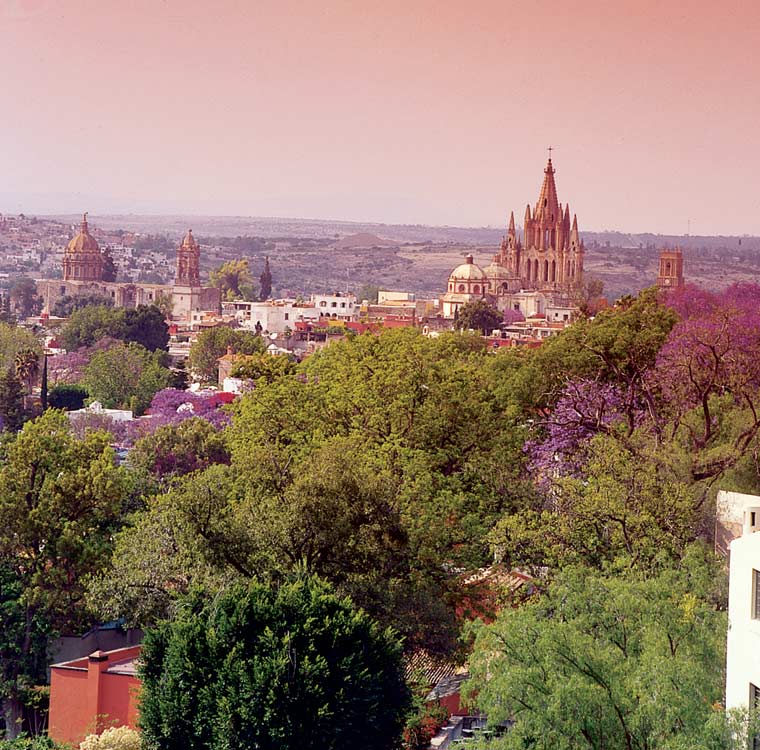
259;256;272;301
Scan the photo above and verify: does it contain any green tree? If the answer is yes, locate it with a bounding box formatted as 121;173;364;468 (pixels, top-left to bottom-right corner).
138;575;411;750
230;352;296;383
93;329;534;655
59;306;125;351
259;256;272;301
0;323;42;373
210;259;256;301
51;293;114;318
187;327;265;383
464;547;726;750
82;342;171;415
456;299;502;335
122;304;169;351
357;284;380;303
48;384;89;411
153;290;174;320
9;278;39;318
0;412;128;737
101;246;117;282
0;369;24;432
492;434;701;575
13;347;39;397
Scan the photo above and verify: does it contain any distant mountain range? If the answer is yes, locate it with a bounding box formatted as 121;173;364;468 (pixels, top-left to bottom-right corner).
40;213;760;250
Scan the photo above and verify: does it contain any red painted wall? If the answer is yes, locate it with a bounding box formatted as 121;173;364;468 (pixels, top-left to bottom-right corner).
49;646;142;747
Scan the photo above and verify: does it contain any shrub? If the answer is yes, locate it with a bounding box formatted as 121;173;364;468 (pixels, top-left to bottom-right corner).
79;726;141;750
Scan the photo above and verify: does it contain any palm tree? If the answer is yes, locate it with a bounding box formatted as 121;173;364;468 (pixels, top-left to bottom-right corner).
14;347;40;407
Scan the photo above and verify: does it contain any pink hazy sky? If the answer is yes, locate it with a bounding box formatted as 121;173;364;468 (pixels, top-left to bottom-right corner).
1;0;759;235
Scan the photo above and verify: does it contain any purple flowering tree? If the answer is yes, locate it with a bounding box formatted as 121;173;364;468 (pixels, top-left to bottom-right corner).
48;336;123;385
654;282;760;471
528;378;638;481
126;388;233;443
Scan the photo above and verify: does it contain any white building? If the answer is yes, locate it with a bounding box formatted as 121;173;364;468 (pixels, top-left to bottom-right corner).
310;292;359;321
725;495;760;714
222;299;321;334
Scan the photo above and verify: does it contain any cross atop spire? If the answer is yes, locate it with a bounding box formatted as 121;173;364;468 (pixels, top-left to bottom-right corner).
547;145;553;161
534;156;559;221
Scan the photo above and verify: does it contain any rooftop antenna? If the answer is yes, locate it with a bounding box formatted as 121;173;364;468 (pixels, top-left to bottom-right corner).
686;218;691;237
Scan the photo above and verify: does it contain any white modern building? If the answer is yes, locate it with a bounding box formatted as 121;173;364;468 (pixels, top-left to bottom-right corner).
310;292;359;321
725;495;760;714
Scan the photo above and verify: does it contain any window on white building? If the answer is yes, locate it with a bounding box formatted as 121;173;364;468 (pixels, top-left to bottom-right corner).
753;570;760;620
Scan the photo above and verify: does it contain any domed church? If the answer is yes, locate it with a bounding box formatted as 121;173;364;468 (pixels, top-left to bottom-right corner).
441;157;585;320
36;215;220;323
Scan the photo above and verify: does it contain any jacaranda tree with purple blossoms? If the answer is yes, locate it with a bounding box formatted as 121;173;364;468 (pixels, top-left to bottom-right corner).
654;282;760;478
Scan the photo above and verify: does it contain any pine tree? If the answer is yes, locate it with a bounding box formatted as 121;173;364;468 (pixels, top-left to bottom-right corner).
0;368;24;432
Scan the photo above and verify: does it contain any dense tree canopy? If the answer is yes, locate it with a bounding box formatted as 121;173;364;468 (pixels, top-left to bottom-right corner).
210;259;256;301
465;547;727;750
456;299;503;335
82;342;171;415
0;412;128;736
187;326;265;382
139;575;411;750
59;304;168;353
66;285;760;747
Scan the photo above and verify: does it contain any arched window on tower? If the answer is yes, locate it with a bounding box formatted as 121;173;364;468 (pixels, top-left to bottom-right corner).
458;284;465;292
473;285;480;294
543;260;549;281
551;260;556;282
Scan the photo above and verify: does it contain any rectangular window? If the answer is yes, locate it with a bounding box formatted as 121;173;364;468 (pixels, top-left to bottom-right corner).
752;570;760;620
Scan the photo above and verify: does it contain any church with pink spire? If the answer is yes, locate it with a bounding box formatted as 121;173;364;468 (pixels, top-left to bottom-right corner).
441;156;585;320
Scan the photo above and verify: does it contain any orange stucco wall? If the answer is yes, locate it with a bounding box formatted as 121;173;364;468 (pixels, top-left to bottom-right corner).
49;646;141;747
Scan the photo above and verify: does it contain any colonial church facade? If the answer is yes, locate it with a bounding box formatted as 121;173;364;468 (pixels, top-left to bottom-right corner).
36;215;220;322
441;158;585;319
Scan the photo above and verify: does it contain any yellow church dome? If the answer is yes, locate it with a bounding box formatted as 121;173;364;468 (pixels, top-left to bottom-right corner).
66;213;101;255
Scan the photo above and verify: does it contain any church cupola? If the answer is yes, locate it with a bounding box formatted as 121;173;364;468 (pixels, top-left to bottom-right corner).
62;213;104;282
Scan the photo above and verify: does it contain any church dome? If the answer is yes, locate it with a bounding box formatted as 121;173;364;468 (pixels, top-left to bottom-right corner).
449;254;486;281
181;229;199;248
63;213;104;282
484;262;509;279
66;213;100;255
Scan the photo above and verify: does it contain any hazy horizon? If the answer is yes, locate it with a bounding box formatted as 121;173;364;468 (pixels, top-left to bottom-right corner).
2;0;759;236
